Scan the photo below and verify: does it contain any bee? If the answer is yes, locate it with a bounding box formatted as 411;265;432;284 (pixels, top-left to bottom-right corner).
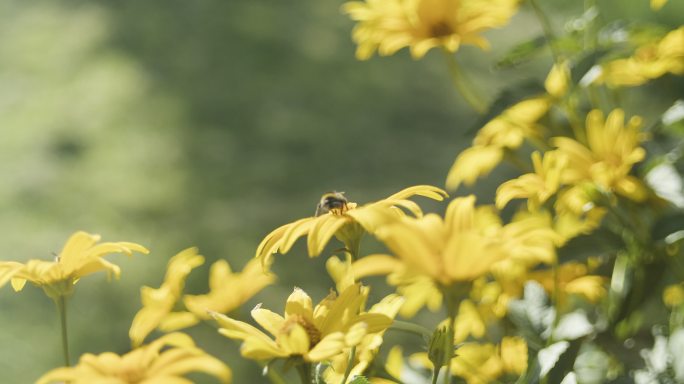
315;191;348;216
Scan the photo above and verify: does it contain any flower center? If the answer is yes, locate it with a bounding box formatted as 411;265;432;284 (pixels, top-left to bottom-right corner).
429;21;454;38
281;314;322;348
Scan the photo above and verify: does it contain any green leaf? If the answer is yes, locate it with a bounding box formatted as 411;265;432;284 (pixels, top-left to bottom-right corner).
494;36;548;69
507;281;555;350
651;211;684;244
569;49;610;86
558;228;624;264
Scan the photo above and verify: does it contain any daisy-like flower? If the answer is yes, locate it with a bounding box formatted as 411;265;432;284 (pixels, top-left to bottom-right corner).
342;0;520;60
212;284;393;363
528;261;608;305
372;196;558;287
37;332;232;384
129;247;205;347
552;109;649;202
335;197;558;316
0;231;148;299
322;294;404;383
600;26;684;87
255;185;447;266
184;258;275;319
446;97;550;190
496;150;568;210
410;337;528;384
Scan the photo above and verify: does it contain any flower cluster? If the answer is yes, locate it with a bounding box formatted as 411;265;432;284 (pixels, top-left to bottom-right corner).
3;2;684;384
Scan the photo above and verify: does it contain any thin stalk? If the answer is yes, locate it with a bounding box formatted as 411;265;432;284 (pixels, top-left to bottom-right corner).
55;295;71;366
442;49;487;114
443;296;458;384
260;362;287;384
431;369;440;384
296;362;312;384
340;346;357;384
389;320;433;340
528;0;561;64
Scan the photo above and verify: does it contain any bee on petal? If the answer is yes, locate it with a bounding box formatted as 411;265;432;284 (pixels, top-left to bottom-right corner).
315;191;349;216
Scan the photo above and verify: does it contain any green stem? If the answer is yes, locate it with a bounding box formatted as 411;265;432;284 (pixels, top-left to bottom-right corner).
528;0;561;64
442;296;458;384
259;362;287;384
296;362;312;384
431;369;440;384
442;49;487;114
55;295;71;367
389;320;433;340
340;346;357;384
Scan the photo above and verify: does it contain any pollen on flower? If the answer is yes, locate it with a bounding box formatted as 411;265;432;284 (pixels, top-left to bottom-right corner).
281;314;322;347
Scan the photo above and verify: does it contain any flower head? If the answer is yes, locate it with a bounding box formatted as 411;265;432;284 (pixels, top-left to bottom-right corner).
496;150;568;210
552;109;649;201
255;185;447;266
184;258;275;319
37;333;231;384
373;196;558;287
0;231;148;298
322;294;404;383
446;97;550;190
212;284;393;362
343;0;520;59
599;26;684;87
129;247;205;347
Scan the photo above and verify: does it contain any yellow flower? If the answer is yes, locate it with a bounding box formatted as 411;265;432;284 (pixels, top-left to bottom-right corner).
496;150;568;210
545;61;571;98
663;284;684;308
446;98;550;189
129;247;204;347
342;0;520;60
0;231;148;298
410;336;527;384
184;258;275;319
378;196;560;285
552;109;649;201
255;185;447;266
529;262;607;305
37;333;231;384
651;0;667;10
212;284;393;362
323;294;404;383
600;26;684;87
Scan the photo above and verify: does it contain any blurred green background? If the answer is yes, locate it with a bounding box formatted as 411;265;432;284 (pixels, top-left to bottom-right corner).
0;0;681;382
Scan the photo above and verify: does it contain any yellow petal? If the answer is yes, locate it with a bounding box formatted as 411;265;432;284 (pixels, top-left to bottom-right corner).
285;287;315;322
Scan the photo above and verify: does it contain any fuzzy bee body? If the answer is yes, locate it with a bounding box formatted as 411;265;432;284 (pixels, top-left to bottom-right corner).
315;192;348;216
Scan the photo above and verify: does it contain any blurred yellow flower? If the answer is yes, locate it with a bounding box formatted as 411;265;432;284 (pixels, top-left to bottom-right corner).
37;332;231;384
552;109;649;202
0;231;148;298
212;284;393;362
664;284;684;308
410;336;527;384
651;0;668;10
342;0;520;60
129;247;204;347
545;61;571;98
529;262;607;305
375;196;558;287
496;150;568;210
255;185;447;265
184;258;274;319
323;294;404;383
446;97;550;189
600;26;684;87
